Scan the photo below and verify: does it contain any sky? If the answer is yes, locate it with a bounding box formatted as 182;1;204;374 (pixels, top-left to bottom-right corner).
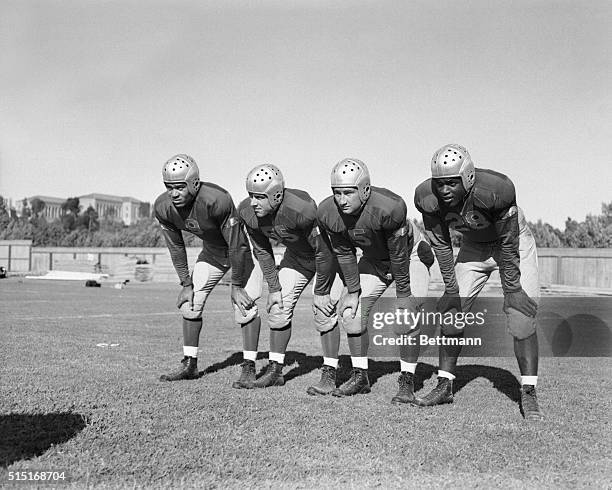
1;0;610;229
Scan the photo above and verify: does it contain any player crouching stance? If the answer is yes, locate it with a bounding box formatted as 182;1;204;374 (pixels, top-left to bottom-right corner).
316;159;433;401
155;154;254;381
414;144;543;420
234;165;335;389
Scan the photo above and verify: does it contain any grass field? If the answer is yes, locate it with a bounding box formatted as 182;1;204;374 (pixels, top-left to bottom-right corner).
1;278;611;489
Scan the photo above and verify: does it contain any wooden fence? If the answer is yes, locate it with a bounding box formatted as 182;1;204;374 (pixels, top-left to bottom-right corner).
1;241;611;289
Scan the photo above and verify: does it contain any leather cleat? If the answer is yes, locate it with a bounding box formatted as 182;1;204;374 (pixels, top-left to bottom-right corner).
414;377;453;406
254;360;285;388
159;356;199;382
232;360;256;389
307;365;337;396
332;368;371;397
391;371;416;405
521;385;544;421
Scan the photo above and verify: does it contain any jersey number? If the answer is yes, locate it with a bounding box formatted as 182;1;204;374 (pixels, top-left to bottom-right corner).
445;211;490;231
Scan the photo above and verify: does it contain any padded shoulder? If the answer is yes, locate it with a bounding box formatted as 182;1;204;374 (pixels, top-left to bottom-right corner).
414;179;440;215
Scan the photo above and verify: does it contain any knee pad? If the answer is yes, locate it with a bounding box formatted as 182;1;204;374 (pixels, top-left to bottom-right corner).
234;304;259;325
340;309;365;335
313;307;338;333
506;308;537;340
269;306;292;330
180;302;203;320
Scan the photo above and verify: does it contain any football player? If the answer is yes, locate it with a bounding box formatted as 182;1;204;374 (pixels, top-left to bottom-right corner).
234;164;340;390
155;154;254;382
414;144;543;420
315;158;433;400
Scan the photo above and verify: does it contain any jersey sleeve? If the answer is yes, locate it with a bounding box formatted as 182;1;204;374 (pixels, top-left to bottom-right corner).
215;195;251;287
328;231;359;293
492;181;521;293
313;225;336;295
249;227;281;293
422;213;459;294
381;200;412;297
156;215;190;285
415;185;459;294
317;203;360;294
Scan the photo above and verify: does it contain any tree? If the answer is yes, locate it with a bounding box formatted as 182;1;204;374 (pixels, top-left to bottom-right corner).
61;197;80;217
529;220;563;248
30;198;46;218
0;195;10;231
562;201;612;248
61;213;77;231
77;205;100;233
20;198;31;220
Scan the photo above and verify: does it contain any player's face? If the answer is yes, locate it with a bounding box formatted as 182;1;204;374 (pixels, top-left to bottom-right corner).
433;178;467;208
249;193;274;217
165;182;193;208
333;187;362;215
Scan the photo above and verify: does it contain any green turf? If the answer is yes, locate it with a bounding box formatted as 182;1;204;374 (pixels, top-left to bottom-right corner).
0;279;610;488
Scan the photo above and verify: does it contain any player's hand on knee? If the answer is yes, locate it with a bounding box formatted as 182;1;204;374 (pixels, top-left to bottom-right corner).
177;285;194;309
266;290;284;313
436;291;461;314
338;291;360;320
231;285;255;317
313;294;334;316
504;288;537;318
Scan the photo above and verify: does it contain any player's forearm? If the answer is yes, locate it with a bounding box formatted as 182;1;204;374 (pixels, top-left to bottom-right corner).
160;229;189;283
496;214;522;293
433;245;459;294
253;245;281;293
337;254;360;293
166;243;190;284
314;257;334;295
423;226;458;294
229;242;250;286
313;233;335;295
388;237;412;297
222;219;251;286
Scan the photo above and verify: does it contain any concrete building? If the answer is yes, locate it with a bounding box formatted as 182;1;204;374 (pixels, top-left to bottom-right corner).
78;193;145;225
22;194;148;225
26;195;65;220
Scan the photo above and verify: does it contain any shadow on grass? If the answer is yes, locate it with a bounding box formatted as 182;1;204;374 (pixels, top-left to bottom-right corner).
0;412;87;467
452;364;522;403
200;352;521;403
199;352;243;377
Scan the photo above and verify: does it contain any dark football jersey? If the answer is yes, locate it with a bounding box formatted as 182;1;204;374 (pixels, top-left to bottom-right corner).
238;188;334;293
154;182;251;286
414;168;522;293
317;186;413;297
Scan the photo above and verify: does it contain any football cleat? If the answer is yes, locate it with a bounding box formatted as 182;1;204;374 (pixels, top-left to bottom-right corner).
159;356;199;382
306;365;337;396
331;368;371;397
414;377;453;406
391;372;416;405
521;385;544;421
254;360;285;388
232;360;256;389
